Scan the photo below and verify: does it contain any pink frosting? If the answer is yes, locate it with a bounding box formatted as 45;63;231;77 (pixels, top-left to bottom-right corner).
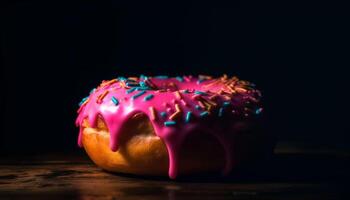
75;75;262;179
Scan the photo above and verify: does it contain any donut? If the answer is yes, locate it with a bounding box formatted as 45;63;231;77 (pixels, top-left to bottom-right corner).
75;75;268;179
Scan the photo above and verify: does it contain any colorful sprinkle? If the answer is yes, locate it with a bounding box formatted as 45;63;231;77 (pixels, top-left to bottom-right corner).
195;105;201;110
111;96;119;105
149;106;157;120
89;88;96;94
160;112;167;117
164;121;176;126
79;97;89;106
223;101;230;107
174;91;182;99
194;90;207;95
143;94;154;101
155;75;169;79
131;91;146;100
180;99;187;106
169;111;181;120
181;89;189;93
175;104;181;112
97;90;109;103
185;111;192;123
255;108;263;115
218;107;224;117
176;76;184;82
200;111;209;117
126;87;136;94
126;82;140;87
197;101;206;109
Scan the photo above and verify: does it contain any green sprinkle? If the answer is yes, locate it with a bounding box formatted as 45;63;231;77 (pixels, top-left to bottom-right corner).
160;112;167;117
195;105;201;110
131;91;146;100
218;107;224;117
185;111;192;123
200;111;209;117
143;94;154;101
126;87;136;94
111;96;119;105
164;121;176;126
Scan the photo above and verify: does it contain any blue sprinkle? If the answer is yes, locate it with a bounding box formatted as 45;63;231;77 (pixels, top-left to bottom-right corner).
89;88;96;94
160;112;167;117
140;74;148;80
223;101;231;107
185;111;192;123
196;79;205;84
126;87;136;94
139;81;147;87
131;91;146;100
164;121;176;126
118;76;127;81
143;94;154;101
79;97;89;106
200;111;209;117
154;75;169;79
195;105;201;110
135;86;150;91
126;82;140;87
218;107;224;117
176;76;184;82
111;96;119;105
255;108;263;115
194;90;207;95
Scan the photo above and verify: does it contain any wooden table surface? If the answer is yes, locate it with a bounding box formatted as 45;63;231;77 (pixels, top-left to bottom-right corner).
1;144;349;200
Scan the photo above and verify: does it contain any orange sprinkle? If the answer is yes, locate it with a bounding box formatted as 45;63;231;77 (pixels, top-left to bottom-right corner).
101;79;117;87
174;91;182;99
128;77;138;81
96;90;109;103
169;111;181;120
203;98;217;106
77;99;89;113
175;104;181;112
149;107;157;121
199;75;212;80
235;87;247;93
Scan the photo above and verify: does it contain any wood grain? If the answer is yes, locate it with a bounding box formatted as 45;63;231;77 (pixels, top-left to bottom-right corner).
0;149;349;200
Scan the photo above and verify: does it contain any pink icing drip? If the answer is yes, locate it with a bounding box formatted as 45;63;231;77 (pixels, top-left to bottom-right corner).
76;75;262;179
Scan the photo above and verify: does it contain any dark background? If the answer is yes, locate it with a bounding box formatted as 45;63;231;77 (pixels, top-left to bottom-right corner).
1;0;349;155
